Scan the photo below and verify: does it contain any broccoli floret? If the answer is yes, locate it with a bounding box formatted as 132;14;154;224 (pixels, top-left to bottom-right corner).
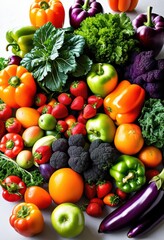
124;50;164;99
68;134;86;147
50;151;68;169
52;138;68;152
83;165;108;184
67;145;91;173
68;146;85;157
89;139;103;153
68;152;90;173
90;142;120;171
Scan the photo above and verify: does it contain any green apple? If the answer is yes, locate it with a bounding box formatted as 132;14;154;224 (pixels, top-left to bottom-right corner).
86;113;116;142
16;150;34;169
51;203;85;238
38;113;56;131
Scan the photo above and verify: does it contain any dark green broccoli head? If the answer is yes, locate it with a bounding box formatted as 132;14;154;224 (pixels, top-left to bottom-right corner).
52;138;68;152
50;151;69;169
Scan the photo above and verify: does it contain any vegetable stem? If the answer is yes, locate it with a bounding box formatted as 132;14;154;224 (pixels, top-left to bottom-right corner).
83;0;90;11
40;1;50;10
150;168;164;190
144;6;154;27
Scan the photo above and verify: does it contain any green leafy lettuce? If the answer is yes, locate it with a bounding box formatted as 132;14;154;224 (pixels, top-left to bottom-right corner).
138;98;164;149
75;12;139;65
21;22;92;93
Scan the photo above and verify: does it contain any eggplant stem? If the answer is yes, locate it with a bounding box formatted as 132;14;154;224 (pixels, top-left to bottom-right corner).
150;168;164;190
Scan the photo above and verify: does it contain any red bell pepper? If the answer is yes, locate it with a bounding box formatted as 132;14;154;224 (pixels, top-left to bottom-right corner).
5;117;22;133
33;145;52;165
0;175;26;202
0;103;12;121
9;202;44;237
0;133;24;158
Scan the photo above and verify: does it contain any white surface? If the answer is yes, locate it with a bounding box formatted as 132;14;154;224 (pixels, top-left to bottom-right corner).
0;0;164;239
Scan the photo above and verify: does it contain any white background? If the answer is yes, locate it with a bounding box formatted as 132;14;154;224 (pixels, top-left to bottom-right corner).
0;1;164;240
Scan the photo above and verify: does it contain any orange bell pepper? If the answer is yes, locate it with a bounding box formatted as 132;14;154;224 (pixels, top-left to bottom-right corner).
29;0;65;28
0;64;37;108
103;80;145;125
108;0;139;12
9;202;44;237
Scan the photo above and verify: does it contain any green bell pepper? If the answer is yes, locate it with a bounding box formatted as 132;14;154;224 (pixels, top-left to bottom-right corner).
110;155;146;193
6;26;37;58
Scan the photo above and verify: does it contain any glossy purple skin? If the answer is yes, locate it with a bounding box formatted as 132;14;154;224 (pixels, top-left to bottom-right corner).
8;55;22;65
69;0;103;29
39;163;55;182
98;181;161;233
127;192;164;238
132;13;164;56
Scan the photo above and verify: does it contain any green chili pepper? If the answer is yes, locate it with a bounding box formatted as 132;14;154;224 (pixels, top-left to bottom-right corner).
110;155;146;193
6;26;38;58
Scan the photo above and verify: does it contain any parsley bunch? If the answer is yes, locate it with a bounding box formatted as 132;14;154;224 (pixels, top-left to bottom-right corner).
0;153;44;187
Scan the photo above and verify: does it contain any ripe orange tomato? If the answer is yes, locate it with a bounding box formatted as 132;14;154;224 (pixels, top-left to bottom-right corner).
24;186;52;209
114;123;144;155
48;168;84;205
138;146;162;168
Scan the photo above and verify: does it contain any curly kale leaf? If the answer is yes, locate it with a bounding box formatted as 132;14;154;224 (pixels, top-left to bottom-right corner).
21;22;92;93
75;12;139;65
138;98;164;148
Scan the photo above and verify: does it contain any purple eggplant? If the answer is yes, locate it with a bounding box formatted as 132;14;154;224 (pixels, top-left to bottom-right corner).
98;169;164;233
39;163;55;182
8;55;22;65
127;192;164;238
132;6;164;56
69;0;103;29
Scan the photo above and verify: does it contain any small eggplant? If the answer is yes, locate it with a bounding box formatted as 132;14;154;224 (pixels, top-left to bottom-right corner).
8;55;22;65
69;0;103;29
98;168;164;233
127;192;164;238
39;163;55;182
132;6;164;56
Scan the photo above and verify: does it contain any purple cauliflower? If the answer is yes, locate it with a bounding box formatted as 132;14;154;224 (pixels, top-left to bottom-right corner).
124;51;164;99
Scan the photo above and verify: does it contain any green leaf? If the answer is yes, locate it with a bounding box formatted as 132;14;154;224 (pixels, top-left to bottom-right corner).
21;22;92;93
72;55;93;77
62;34;85;57
44;66;68;92
0;57;8;70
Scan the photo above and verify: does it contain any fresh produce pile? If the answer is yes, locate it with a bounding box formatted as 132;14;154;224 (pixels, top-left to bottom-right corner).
0;0;164;239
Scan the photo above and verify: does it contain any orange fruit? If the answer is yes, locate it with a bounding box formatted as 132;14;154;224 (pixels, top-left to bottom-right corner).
16;107;40;128
114;123;144;155
48;168;84;205
138;146;162;168
24;186;52;209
